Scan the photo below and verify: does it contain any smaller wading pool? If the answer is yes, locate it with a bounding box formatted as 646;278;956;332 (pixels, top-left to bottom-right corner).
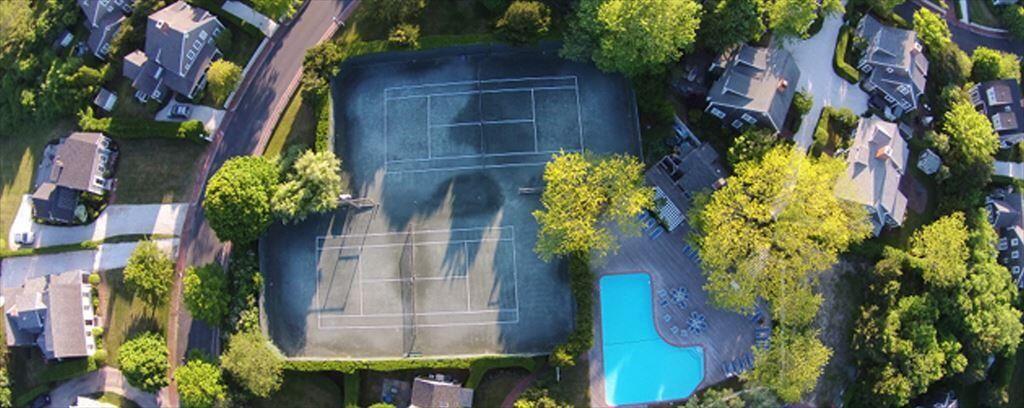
599;273;704;406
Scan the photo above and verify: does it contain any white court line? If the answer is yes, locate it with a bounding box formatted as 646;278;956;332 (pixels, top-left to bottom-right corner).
317;315;520;330
464;241;472;312
430;118;534;128
318;238;511;251
384;75;577;93
386;149;564;164
360;276;468;283
323;308;520;318
426;95;432;159
531;89;538;151
511;227;520;308
385;86;576;102
384;157;580;175
574;76;585;150
319;226;512;240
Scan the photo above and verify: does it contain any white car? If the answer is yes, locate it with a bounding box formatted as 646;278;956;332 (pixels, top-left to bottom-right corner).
14;231;35;245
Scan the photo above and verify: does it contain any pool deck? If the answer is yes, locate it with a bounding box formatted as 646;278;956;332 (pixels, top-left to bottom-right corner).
588;221;764;406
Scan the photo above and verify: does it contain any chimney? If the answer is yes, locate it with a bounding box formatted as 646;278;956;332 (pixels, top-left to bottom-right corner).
875;145;893;161
155;19;166;30
778;79;788;91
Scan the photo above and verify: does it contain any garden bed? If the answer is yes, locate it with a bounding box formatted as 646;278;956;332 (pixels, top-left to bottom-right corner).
834;25;861;84
811;106;858;157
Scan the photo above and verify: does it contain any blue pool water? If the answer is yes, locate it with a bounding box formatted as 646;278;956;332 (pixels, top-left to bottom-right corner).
600;273;704;406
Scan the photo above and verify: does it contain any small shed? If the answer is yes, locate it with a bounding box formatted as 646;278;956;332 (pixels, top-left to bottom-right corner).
410;376;474;408
93;88;118;112
917;149;941;175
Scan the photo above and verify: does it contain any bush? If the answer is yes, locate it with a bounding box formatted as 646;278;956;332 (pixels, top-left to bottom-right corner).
118;332;170;392
92;349;108;366
92;327;104;338
388;23;421;48
203;156;279;243
183;262;230;327
175;357;227;408
971;46;1021;82
220;331;283;398
123;240;174;304
207;60;242;105
1002;5;1024;40
549;254;593;366
78;108;209;143
344;374;360;408
88;272;101;286
834;26;861;83
314;93;332;152
496;1;552;45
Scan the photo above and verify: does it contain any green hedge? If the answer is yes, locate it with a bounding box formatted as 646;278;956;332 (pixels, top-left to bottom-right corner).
284;355;537;376
834;26;861;84
343;373;360;408
812;108;832;157
79;108;209;143
314;94;332;152
549;254;593;366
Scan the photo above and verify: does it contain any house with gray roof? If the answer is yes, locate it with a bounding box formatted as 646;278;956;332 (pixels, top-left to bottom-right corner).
835;116;909;236
646;129;728;231
122;0;225;102
31;132;117;225
410;377;473;408
3;270;97;360
705;45;801;133
855;15;929;120
969;79;1024;148
985;187;1024;289
78;0;133;59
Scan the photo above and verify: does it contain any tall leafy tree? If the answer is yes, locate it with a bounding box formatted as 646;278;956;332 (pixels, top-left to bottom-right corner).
943;100;998;168
914;8;952;51
698;0;766;52
533;151;653;260
746;328;832;403
220;331;283;398
204;156;279;243
907;212;969;287
123;240;174;304
496;1;552;45
272;149;344;223
175;357;227;408
0;0;33;52
183;263;230;327
206;60;241;106
690;146;870;326
970;46;1022;82
118;332;170;392
562;0;703;77
767;0;843;40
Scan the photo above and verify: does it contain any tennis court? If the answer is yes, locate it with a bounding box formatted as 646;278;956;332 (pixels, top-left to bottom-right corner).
261;45;641;359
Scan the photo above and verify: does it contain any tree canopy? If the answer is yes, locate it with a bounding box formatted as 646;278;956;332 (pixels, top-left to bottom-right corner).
970;46;1022;82
914;8;952;51
204;156;279;243
767;0;842;40
220;331;283;398
562;0;703;77
250;0;301;20
533;151;653;260
496;1;552;45
698;0;766;52
207;60;241;106
123;240;174;304
183;263;230;327
691;146;870;326
727;127;779;167
747;328;832;402
361;0;425;26
272;149;344;223
907;212;969;287
175;357;227;408
118;332;170;392
942;100;998;168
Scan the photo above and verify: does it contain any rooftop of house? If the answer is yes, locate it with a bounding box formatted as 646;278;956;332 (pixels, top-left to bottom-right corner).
145;1;223;78
835;116;909;228
410;377;473;408
858;15;929;98
971;79;1024;138
43;132;111;193
707;45;801;129
4;271;92;360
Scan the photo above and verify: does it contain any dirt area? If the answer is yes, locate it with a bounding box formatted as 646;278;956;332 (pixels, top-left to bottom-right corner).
809;258;872;406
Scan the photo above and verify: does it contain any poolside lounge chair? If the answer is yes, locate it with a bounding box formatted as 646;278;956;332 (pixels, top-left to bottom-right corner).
662;314;672;323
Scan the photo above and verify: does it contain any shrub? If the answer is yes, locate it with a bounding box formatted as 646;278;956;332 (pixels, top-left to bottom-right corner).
207;60;242;106
388;23;421;49
92;349;108;366
183;262;230;327
834;26;861;83
88;272;101;286
549;254;593;366
92;327;104;338
118;332;170;392
220;331;283;398
793;91;813;116
175;357;227;408
203;156;279;243
496;1;552;45
314;94;332;152
123;240;174;304
78;108;209;143
971;46;1021;82
344;375;360;408
1002;5;1024;40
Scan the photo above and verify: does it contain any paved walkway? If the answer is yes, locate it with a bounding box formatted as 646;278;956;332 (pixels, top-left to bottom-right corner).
1;239;177;289
49;367;159;408
154;103;226;135
782;7;869;149
7;196;186;250
223;0;280;37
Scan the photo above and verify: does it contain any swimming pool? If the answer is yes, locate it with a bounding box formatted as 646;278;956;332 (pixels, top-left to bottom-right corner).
600;273;704;406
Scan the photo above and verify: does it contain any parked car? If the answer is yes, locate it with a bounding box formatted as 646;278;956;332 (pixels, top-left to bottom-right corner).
170;104;192;119
14;231;35;245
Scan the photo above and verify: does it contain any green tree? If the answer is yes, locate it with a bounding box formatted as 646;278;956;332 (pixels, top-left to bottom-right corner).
914;9;972;86
914;8;952;51
206;60;241;106
183;263;230;327
0;0;34;53
746;328;832;403
699;0;766;52
513;387;571;408
204;156;279;243
220;331;283;398
272;149;344;223
866;0;904;13
533;151;653;260
175;357;227;408
118;332;170;392
943;100;998;168
301;41;347;96
691;146;870;326
907;212;969;287
970;46;1022;82
1003;5;1024;40
767;0;843;40
682;385;780;407
123;240;174;304
0;367;10;408
496;1;552;45
562;0;703;77
361;0;425;26
251;0;301;19
727;127;778;166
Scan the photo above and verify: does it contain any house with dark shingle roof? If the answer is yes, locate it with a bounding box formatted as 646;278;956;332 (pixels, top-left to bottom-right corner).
410;377;473;408
3;270;97;360
78;0;133;59
705;45;801;133
835;116;909;236
645;131;727;231
122;0;225;102
969;79;1024;148
31;132;117;225
855;15;929;120
985;187;1024;290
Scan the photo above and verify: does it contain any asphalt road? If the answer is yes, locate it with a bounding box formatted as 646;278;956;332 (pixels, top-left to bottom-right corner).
894;2;1024;54
165;0;353;399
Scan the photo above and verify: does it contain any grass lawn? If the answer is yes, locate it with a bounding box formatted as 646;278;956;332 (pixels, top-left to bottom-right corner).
968;0;1005;28
97;269;169;367
473;367;531;407
91;392;141;408
0;120;75;249
264;92;317;158
113;138;207;204
253;371;343;408
527;358;589;407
